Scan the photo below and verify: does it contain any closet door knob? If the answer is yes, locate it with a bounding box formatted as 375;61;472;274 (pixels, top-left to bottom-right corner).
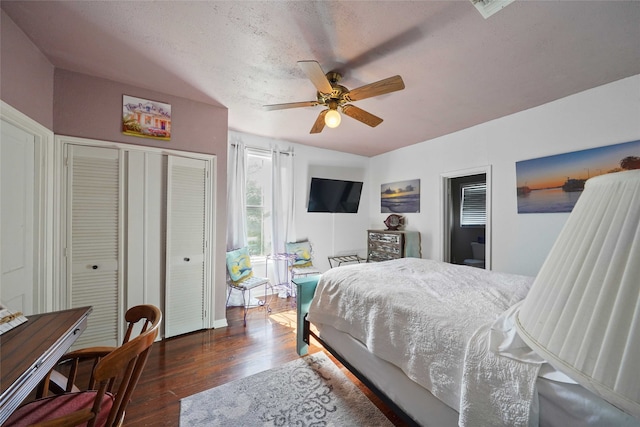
184;257;190;262
92;265;99;270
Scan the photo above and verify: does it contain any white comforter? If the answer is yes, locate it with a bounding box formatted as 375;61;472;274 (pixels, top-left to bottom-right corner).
307;258;534;413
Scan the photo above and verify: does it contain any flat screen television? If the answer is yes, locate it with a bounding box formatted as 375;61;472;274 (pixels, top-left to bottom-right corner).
307;177;363;213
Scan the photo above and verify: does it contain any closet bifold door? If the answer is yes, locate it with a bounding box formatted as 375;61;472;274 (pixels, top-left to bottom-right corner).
165;155;208;338
65;144;122;348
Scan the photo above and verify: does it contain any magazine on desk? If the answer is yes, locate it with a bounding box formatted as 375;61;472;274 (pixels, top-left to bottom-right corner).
0;303;28;335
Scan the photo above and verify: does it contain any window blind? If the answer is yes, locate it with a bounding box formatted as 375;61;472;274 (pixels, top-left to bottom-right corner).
461;183;486;226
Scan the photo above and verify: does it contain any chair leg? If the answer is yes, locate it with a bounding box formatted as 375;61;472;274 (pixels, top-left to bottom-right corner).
235;283;273;326
241;289;248;326
261;282;273;314
226;285;233;308
289;273;297;299
290;276;297;299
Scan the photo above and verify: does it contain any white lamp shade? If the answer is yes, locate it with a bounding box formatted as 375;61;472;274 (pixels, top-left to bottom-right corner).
324;109;341;128
516;169;640;418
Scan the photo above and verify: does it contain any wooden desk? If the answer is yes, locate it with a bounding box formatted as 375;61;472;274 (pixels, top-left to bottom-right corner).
0;306;92;424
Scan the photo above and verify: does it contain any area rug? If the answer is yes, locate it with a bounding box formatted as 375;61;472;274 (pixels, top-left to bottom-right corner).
179;352;393;426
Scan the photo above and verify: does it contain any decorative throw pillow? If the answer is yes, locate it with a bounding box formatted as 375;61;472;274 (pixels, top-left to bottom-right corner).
226;247;254;284
285;241;313;268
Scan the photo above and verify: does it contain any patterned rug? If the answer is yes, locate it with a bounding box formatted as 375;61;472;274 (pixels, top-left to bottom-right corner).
179;352;393;426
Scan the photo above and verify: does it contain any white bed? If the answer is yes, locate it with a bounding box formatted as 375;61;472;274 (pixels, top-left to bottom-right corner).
296;258;638;427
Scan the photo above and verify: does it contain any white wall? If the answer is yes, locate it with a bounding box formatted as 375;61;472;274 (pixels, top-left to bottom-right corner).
228;131;370;272
230;75;639;279
370;74;640;276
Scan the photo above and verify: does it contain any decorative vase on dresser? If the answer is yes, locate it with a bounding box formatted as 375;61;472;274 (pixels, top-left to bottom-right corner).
367;229;421;262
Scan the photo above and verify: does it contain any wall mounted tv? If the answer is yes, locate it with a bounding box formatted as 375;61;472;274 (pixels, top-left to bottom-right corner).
307;177;363;213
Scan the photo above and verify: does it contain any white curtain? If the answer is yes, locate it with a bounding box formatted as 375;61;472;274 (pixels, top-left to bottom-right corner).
271;147;295;293
226;140;248;306
226;140;295;304
227;141;247;251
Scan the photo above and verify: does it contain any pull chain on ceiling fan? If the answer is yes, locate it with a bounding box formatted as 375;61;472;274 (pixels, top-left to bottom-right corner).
263;60;405;134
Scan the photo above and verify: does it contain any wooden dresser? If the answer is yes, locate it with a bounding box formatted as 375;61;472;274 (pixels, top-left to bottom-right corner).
367;229;421;262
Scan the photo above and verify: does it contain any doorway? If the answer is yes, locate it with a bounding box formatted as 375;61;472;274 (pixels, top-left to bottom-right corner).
441;166;491;269
1;101;53;315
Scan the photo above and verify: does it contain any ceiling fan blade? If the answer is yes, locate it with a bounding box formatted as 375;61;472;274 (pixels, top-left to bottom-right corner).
347;75;405;101
342;105;383;127
298;60;334;94
310;110;328;134
263;101;318;111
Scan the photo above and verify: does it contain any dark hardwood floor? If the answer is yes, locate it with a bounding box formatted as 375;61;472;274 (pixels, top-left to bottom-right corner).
124;297;408;426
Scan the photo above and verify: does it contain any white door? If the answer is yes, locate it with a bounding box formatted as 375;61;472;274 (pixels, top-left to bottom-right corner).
65;144;122;347
0;121;35;313
125;151;164;313
165;156;209;337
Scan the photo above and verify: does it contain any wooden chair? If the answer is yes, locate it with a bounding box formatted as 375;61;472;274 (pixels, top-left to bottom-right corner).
36;304;162;398
4;307;161;427
121;304;162;344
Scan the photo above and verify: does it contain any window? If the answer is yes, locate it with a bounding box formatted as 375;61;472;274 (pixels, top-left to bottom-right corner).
245;150;272;256
460;183;486;227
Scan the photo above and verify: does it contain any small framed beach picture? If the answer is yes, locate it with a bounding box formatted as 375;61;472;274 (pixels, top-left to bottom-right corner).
381;179;420;213
122;95;171;141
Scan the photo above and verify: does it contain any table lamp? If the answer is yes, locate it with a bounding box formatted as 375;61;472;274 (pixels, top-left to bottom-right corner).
516;169;640;418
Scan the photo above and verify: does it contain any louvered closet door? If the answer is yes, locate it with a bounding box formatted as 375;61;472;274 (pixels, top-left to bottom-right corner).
165;156;208;337
66;144;122;348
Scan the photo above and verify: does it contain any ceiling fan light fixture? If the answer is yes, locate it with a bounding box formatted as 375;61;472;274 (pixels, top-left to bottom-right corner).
325;109;341;128
471;0;515;19
264;61;405;134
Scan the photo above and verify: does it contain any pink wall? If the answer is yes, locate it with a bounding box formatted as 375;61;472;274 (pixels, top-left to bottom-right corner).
0;10;54;128
54;69;230;321
2;12;231;323
53;69;227;155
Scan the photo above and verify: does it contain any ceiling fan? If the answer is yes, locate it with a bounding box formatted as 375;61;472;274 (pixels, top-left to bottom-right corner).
263;60;405;134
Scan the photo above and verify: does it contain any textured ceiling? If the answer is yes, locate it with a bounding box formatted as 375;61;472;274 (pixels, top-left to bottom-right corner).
2;1;640;157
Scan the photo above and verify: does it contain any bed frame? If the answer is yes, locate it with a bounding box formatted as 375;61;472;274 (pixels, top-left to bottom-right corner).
293;274;640;427
294;275;420;426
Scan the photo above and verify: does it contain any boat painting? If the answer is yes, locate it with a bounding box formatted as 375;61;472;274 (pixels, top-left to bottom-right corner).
561;178;586;192
516;139;640;213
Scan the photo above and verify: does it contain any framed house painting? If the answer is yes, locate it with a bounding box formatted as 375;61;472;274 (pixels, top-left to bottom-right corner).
122;95;171;141
381;179;420;213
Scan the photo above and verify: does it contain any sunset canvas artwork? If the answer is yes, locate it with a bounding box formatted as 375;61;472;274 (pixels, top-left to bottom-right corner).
381;179;420;213
516;139;640;213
